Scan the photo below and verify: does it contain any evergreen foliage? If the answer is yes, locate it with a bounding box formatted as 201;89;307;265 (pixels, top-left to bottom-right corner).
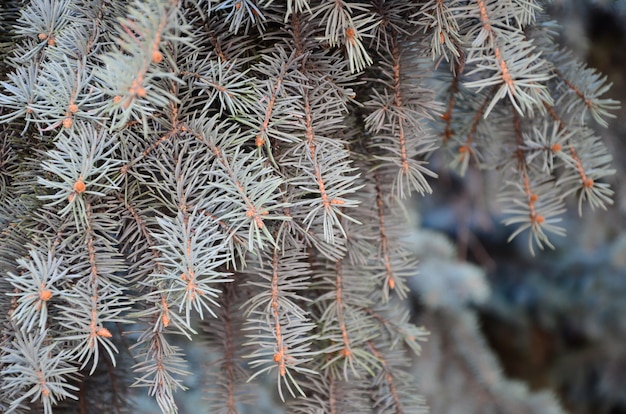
0;0;619;413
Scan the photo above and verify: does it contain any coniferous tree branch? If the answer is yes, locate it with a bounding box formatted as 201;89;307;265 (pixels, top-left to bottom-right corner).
0;0;619;412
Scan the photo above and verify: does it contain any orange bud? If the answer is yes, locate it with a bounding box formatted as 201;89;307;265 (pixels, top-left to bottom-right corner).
255;134;265;147
96;327;112;338
39;289;52;301
152;50;163;63
73;179;86;193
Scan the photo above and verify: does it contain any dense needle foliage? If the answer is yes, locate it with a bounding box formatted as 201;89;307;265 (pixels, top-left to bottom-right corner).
0;0;619;413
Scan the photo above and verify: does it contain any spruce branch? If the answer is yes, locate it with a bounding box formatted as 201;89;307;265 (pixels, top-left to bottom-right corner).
130;330;190;414
368;340;428;414
37;122;121;227
242;242;318;401
0;0;620;412
1;328;79;414
7;246;70;334
202;281;254;414
461;0;553;117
